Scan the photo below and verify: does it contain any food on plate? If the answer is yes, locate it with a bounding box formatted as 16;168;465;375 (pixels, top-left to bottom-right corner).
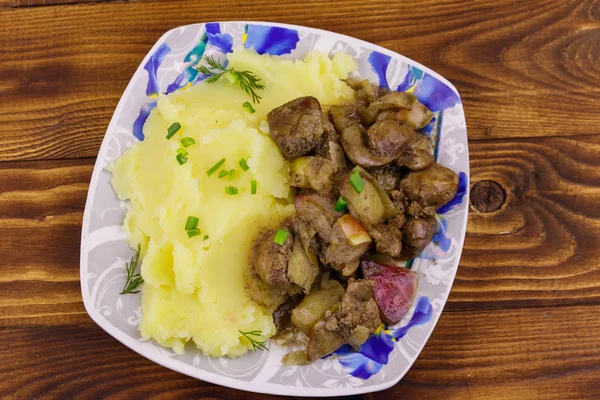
245;76;459;363
110;44;459;362
109;48;358;356
361;259;418;325
306;279;381;362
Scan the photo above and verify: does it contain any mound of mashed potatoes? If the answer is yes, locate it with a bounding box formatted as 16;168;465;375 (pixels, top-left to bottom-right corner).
109;48;357;357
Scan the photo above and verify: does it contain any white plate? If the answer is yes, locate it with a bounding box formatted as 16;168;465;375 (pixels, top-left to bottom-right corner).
80;21;469;397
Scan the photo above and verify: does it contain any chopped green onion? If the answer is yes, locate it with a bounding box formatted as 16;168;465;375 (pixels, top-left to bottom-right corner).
218;169;229;179
203;235;209;241
349;170;364;193
334;196;348;212
273;229;289;246
185;216;199;231
176;153;188;165
225;185;238;195
224;70;240;85
239;158;249;171
228;169;235;180
243;101;255;113
207;158;226;176
177;147;189;157
250;180;257;195
187;228;202;238
166;122;181;139
181;137;196;147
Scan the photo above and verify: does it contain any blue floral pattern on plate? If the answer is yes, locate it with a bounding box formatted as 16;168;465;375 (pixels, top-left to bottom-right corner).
244;24;300;55
397;67;460;112
165;36;208;94
205;22;233;54
368;52;391;89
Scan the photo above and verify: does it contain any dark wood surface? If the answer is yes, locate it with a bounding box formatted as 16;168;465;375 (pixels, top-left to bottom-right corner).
1;0;599;398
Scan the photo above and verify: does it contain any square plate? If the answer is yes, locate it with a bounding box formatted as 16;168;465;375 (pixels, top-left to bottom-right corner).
80;21;469;397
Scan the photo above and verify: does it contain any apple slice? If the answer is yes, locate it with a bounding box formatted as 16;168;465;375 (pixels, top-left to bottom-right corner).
337;214;372;245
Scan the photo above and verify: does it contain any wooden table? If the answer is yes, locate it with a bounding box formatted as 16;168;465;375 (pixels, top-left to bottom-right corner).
2;0;599;398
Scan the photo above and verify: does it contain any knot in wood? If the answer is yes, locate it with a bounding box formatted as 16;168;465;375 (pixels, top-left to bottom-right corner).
470;180;506;212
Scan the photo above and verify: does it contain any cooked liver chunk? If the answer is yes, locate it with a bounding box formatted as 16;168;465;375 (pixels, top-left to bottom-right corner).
267;96;324;158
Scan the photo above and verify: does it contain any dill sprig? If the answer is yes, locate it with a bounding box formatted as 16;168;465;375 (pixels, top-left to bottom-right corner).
239;330;269;351
198;56;265;104
120;244;144;294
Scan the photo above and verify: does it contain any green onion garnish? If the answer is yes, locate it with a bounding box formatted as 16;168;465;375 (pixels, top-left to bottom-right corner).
176;153;188;165
203;235;209;241
224;71;240;85
218;169;229;178
250;180;257;195
181;137;196;147
243;101;255;113
187;228;202;238
228;169;235;180
225;186;238;195
334;196;348;212
207;158;226;176
274;229;289;246
185;216;199;231
166;122;181;139
349;170;364;193
177;147;189;157
239;158;249;171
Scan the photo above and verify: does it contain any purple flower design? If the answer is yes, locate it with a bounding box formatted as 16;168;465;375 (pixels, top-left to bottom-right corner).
420;115;437;137
416;74;460;112
396;67;422;92
368;56;462;113
205;22;233;54
144;43;170;97
419;216;451;260
333;296;433;379
244;24;299;55
433;218;452;252
134;43;170;141
437;172;468;214
132;101;156;141
334;347;384;378
165;35;208;94
368;51;391;89
397;66;460;112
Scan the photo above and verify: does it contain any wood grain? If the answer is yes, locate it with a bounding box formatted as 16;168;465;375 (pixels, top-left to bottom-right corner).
2;305;599;399
2;0;600;398
454;133;600;310
4;0;131;8
0;159;92;327
0;0;599;161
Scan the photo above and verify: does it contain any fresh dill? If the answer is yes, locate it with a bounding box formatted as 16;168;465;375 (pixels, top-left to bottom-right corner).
197;56;265;104
239;330;269;351
120;244;144;294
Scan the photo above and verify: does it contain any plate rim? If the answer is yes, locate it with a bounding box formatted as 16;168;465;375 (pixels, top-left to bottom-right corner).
80;20;469;397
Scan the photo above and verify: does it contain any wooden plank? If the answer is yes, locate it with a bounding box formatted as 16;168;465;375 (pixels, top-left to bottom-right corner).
1;132;600;326
5;0;131;8
386;305;600;400
1;305;599;398
0;0;599;162
455;134;600;310
0;158;93;327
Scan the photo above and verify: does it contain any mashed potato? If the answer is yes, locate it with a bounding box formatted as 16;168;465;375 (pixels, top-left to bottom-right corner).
109;48;357;356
